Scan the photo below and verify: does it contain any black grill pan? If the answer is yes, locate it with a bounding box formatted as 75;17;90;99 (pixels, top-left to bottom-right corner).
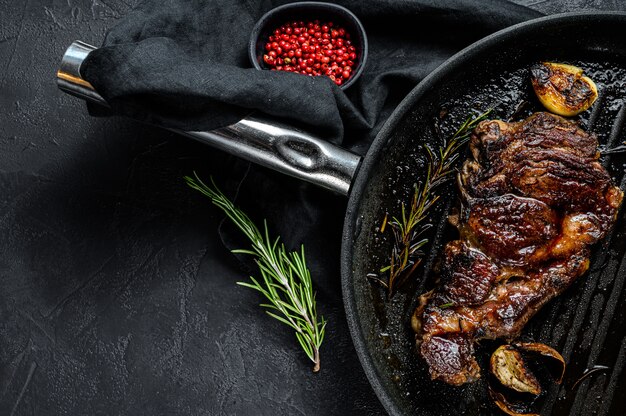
342;12;626;415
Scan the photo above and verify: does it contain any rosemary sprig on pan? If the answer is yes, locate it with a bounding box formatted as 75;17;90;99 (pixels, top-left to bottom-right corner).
376;109;492;297
185;173;326;372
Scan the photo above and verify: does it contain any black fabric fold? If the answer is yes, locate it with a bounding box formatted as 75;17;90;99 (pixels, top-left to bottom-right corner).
83;0;542;148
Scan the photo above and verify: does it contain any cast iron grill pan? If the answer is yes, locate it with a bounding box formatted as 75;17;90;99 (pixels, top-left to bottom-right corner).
342;13;626;416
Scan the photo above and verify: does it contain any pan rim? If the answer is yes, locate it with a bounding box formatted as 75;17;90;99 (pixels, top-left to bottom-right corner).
340;10;626;416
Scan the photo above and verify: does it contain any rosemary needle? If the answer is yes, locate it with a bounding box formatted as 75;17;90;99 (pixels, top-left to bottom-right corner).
185;173;326;372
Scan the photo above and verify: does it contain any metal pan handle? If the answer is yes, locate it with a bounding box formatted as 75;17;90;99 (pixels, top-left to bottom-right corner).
57;41;362;196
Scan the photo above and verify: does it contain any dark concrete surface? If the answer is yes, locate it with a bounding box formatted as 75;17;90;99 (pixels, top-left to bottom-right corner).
0;1;624;415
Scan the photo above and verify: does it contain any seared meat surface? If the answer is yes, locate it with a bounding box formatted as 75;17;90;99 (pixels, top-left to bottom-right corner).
466;194;559;266
412;112;622;385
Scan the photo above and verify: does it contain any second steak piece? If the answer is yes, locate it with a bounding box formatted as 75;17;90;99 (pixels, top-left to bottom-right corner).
412;112;623;386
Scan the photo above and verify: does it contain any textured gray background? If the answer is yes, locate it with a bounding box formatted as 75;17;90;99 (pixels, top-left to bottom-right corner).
0;1;624;415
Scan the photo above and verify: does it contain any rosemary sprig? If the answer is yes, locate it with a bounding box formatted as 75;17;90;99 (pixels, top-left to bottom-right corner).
377;109;492;297
185;173;326;372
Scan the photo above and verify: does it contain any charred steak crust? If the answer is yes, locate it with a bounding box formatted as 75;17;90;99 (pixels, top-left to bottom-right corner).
414;112;623;386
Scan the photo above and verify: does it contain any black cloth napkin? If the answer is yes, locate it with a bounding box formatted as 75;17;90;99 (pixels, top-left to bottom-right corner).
83;0;542;151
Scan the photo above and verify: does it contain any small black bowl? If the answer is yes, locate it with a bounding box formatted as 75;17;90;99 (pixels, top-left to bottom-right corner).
249;1;368;90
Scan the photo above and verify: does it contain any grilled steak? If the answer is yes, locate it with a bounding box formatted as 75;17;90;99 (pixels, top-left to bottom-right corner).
412;112;623;385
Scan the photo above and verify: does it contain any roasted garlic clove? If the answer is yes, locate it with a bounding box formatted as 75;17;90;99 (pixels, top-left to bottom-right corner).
515;342;566;384
531;62;598;116
490;345;542;395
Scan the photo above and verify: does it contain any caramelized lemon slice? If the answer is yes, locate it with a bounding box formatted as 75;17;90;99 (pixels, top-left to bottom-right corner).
531;62;598;116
